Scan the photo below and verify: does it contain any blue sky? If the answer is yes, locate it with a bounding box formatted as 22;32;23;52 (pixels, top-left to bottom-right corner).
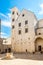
0;0;43;38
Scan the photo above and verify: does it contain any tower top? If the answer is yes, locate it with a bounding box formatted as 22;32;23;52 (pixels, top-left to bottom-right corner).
11;7;19;12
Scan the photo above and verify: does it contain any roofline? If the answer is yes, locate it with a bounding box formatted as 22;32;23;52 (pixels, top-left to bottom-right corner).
15;8;37;22
38;19;43;22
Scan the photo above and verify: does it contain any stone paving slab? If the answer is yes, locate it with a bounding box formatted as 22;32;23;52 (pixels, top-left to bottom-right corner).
0;59;43;65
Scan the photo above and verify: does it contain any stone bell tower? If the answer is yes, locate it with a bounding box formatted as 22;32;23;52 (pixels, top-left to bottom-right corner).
11;7;20;51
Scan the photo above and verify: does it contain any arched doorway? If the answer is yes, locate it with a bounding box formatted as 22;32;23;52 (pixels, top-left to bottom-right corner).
5;48;11;53
5;49;7;53
35;37;43;52
8;48;11;53
26;49;27;52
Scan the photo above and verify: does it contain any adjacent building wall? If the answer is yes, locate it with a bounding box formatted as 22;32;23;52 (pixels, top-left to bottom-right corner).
35;19;43;52
11;8;37;53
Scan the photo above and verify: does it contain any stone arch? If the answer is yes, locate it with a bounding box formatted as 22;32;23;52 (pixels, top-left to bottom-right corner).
35;37;43;52
8;48;11;53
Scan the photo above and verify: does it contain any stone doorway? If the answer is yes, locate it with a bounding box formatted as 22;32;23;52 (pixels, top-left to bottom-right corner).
38;46;41;51
5;49;7;53
35;37;43;52
5;48;11;53
26;49;27;52
8;48;11;53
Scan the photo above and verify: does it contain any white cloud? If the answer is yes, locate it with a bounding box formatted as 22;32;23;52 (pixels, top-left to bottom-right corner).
1;32;8;38
7;13;11;18
9;9;11;12
0;10;11;38
40;4;43;9
0;12;11;28
1;32;6;35
1;35;8;38
1;20;11;28
39;3;43;15
0;13;8;19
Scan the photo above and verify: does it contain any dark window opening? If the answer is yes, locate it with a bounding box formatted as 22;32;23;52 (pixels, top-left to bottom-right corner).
17;12;18;15
38;46;41;51
12;26;15;29
12;11;14;14
8;48;11;53
12;19;14;21
39;33;41;35
26;49;27;52
5;49;7;53
19;30;21;34
0;49;1;52
19;23;21;27
22;14;24;17
25;28;28;33
25;20;28;25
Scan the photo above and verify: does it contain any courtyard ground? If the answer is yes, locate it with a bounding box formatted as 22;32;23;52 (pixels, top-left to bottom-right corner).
13;52;43;60
0;52;43;60
0;52;43;65
0;59;43;65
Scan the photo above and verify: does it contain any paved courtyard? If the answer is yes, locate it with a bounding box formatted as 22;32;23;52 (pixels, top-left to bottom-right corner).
13;52;43;60
0;52;43;60
0;53;43;65
0;59;43;65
